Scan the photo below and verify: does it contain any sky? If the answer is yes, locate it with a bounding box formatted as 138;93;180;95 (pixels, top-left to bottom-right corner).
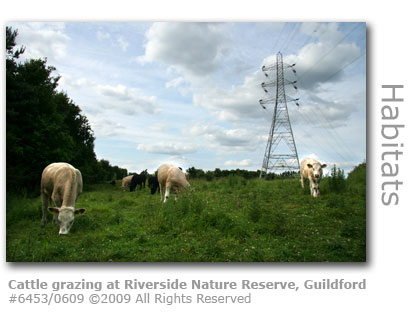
8;22;366;175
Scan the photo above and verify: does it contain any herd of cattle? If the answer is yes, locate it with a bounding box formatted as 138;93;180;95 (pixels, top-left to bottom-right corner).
40;158;326;235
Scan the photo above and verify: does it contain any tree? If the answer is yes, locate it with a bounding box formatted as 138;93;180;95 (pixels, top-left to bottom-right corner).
6;26;131;192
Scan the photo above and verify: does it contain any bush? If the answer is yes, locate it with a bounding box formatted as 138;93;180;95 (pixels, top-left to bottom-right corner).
347;162;366;197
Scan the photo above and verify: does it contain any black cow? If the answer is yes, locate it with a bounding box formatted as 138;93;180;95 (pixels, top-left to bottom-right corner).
129;170;148;192
148;175;159;194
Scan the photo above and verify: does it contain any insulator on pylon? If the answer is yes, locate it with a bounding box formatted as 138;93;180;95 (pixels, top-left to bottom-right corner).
295;102;299;107
264;89;268;93
264;73;269;77
293;86;298;90
291;63;296;66
292;69;296;74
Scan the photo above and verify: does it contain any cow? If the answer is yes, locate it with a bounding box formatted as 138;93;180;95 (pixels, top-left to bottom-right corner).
300;158;327;197
40;162;85;235
130;169;148;192
121;175;133;192
176;167;190;180
157;163;190;202
148;175;159;194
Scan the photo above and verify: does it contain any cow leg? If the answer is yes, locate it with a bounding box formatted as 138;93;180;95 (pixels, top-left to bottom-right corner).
164;182;172;203
309;179;314;197
41;193;48;227
159;184;164;202
300;175;305;189
314;184;320;197
51;193;61;224
311;181;318;197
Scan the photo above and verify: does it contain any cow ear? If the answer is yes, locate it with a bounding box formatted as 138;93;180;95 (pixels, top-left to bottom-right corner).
307;164;313;168
75;208;86;215
321;164;327;168
48;207;59;214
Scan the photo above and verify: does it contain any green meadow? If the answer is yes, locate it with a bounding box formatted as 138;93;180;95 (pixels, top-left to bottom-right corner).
6;164;365;262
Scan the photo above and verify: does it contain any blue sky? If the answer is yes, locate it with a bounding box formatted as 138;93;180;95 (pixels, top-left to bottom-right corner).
9;22;366;175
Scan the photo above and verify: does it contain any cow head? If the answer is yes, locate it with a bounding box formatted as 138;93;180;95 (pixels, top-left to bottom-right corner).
48;206;85;235
307;162;327;180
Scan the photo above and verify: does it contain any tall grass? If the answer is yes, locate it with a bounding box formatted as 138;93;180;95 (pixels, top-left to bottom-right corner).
6;166;366;262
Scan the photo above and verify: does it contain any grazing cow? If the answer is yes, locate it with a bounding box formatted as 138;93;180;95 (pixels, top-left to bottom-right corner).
130;169;148;192
40;162;85;235
148;175;159;194
300;158;327;197
157;164;190;202
177;167;190;180
121;175;133;192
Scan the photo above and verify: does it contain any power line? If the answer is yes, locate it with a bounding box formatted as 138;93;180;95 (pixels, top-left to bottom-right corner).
287;22;326;66
279;22;301;54
271;23;288;54
297;23;362;81
294;49;367;161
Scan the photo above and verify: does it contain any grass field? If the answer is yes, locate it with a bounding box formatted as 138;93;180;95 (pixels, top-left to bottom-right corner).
6;165;366;262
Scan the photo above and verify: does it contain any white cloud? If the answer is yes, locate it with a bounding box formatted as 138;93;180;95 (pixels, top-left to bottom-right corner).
59;73;96;89
192;70;266;121
188;123;266;151
11;22;70;63
224;159;253;167
165;77;185;89
117;36;129;52
97;31;110;41
137;142;197;155
60;77;162;116
138;22;228;76
96;84;160;115
148;122;170;132
88;118;125;139
286;23;361;90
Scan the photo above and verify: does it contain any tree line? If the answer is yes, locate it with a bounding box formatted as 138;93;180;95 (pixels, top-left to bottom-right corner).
6;27;129;193
186;167;299;181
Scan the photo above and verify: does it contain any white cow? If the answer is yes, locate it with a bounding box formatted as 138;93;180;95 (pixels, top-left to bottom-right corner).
157;164;190;202
300;158;327;197
40;162;85;235
121;175;133;192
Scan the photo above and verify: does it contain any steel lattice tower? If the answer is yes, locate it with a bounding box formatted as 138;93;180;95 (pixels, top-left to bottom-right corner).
259;52;300;177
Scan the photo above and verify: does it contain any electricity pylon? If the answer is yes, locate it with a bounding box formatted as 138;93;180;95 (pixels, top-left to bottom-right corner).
259;52;300;178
